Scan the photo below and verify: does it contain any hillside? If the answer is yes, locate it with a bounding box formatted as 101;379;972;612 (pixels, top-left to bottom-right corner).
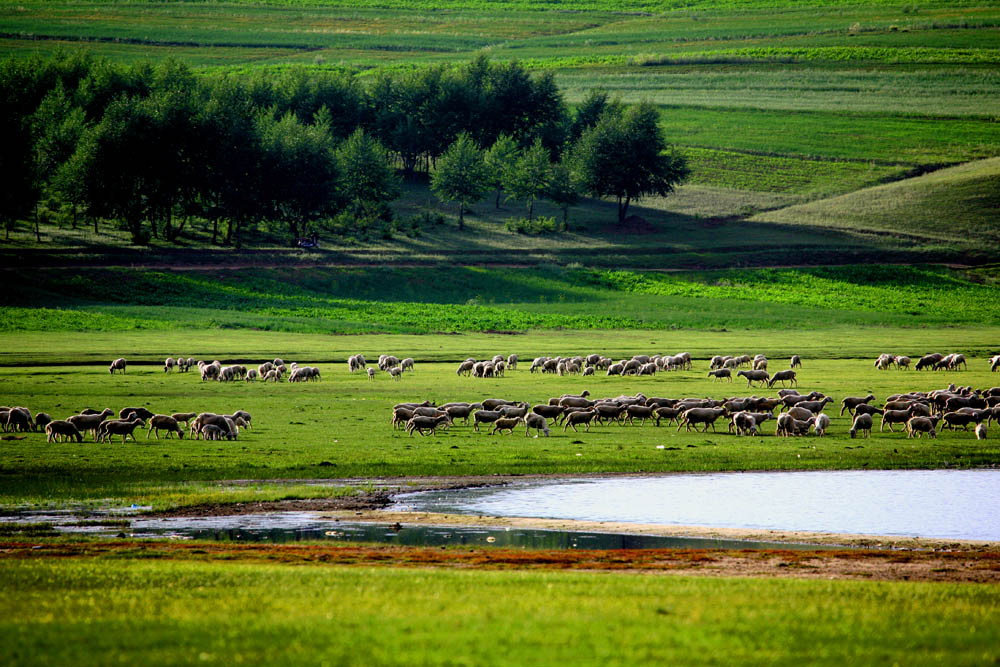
751;158;1000;247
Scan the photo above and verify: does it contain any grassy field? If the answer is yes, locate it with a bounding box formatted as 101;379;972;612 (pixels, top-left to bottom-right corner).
1;558;998;665
2;265;999;335
1;326;998;508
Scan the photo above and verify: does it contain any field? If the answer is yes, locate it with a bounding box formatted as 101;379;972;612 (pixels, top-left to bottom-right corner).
2;558;999;665
2;1;999;663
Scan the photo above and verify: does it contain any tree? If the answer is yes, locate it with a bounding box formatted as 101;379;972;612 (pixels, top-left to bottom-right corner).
335;126;400;221
569;89;620;142
572;102;689;225
501;138;550;223
483;134;518;209
547;161;579;230
431;133;489;230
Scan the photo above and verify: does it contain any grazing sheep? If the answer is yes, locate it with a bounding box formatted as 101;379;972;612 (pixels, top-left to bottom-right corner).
730;412;758;436
582;367;595;377
401;358;415;373
841;395;875;416
813;413;830;437
906;416;937;439
490;417;523;435
677;408;727;433
100;417;145;444
201;424;231;441
120;407;154;420
524;413;550;437
245;369;258;382
767;370;797;388
563;410;598;432
507;354;518;371
897;356;911;370
164;357;175;373
67;409;115;440
915;353;943;371
109;358;127;374
736;369;769;388
46;420;83;443
785;406;815;422
976;423;987;440
367;368;376;380
5;407;33;432
849;413;873;439
707;369;731;382
406;415;451;437
171;412;196;426
790;355;802;369
34;412;52;431
147;415;184;439
606;363;624;376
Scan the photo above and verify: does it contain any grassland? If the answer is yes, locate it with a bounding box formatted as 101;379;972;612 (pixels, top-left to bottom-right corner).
0;558;997;665
1;324;998;507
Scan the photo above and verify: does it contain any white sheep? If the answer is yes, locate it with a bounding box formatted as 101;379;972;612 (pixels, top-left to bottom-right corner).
109;358;127;374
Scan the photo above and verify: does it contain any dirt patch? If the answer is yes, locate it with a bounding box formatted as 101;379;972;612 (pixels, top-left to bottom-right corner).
2;539;998;583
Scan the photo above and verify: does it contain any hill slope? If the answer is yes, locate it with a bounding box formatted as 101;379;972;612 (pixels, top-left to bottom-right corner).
751;158;1000;248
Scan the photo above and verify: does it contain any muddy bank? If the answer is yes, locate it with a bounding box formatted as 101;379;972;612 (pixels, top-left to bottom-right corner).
2;539;998;583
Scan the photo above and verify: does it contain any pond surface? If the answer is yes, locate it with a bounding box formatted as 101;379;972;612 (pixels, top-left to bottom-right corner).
394;469;1000;541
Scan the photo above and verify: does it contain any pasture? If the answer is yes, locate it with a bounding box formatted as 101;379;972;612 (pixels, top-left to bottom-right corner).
1;326;998;508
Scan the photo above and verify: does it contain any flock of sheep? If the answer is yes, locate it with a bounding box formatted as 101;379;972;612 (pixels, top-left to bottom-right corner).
347;354;415;380
389;376;999;442
874;352;971;371
2;405;252;443
109;357;322;383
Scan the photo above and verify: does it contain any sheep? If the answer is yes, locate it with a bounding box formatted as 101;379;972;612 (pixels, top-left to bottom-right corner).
34;412;52;431
412;407;450;419
753;358;768;371
976;423;987;440
273;358;285;367
532;404;564;424
776;413;812;437
367;368;376;381
992;355;1000;372
524;413;550;437
813;413;830;437
46;420;83;443
795;397;833;414
490;417;523;435
785;406;815;422
700;368;729;382
473;410;503;432
444;404;482;425
907;402;932;418
190;413;234;440
730;412;758;436
406;415;451;437
942;411;979;431
201;363;220;381
147;415;184;439
171;412;196;426
392;408;415;430
750;397;783;414
482;398;520;411
737;369;770;388
789;355;802;369
841;395;875;416
582;366;595;377
394;401;434;410
507;354;518;371
495;360;507;377
906;416;937;439
186;357;196;370
653;406;682;427
164;357;175;373
897;356;911;370
499;404;529;420
67;409;114;440
456;360;475;376
915;353;943;371
201;424;232;441
767;370;797;388
677;408;727;433
401;358;415;373
624;405;655;426
594;403;626;425
120;407;154;420
100;417;145;444
849;413;873;439
950;354;968;370
563;410;598;432
880;410;912;432
5;407;33;432
109;358;127;374
559;396;595;409
606;363;624;376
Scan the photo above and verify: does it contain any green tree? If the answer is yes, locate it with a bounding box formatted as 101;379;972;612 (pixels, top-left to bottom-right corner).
572;102;689;225
431;133;488;230
32;83;88;231
483;134;518;209
336;126;400;221
547;161;579;231
502;138;550;222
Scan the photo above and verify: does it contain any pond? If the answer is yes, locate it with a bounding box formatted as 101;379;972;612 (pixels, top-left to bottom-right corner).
393;469;1000;542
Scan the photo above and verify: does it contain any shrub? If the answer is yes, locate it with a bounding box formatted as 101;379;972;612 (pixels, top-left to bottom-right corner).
505;216;559;235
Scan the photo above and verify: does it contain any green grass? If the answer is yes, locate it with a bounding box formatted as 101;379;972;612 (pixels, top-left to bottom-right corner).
2;559;998;665
1;327;999;507
2;265;998;335
753;157;1000;244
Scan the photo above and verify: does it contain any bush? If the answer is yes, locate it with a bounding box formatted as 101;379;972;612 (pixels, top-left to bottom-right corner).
505;216;559;235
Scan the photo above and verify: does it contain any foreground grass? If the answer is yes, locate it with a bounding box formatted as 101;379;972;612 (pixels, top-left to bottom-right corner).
1;328;998;506
1;558;997;665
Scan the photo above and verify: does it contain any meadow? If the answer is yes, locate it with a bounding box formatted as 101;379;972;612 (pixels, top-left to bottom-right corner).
1;559;998;665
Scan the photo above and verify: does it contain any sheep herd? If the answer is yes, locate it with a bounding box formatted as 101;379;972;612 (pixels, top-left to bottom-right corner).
389;377;999;443
875;352;971;371
1;405;253;443
346;354;416;381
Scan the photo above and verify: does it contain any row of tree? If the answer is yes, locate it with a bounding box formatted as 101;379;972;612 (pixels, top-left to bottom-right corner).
0;52;688;245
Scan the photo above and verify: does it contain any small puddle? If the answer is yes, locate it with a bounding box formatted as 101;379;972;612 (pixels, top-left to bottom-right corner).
3;511;831;550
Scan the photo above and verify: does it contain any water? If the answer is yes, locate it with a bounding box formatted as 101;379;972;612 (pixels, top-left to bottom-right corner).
395;469;1000;541
6;511;826;550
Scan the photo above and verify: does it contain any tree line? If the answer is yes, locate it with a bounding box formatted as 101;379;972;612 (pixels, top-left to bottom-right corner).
0;52;688;246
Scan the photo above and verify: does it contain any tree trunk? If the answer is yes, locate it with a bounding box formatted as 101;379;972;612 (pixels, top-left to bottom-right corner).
458;203;464;230
93;215;98;235
34;203;40;242
562;207;568;231
617;195;631;224
71;204;77;230
527;199;534;223
495;189;501;209
211;218;218;245
225;218;234;246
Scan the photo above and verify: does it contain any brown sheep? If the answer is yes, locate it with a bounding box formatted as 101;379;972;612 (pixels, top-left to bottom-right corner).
45;420;83;443
147;415;184;439
849;414;873;439
563;410;598;432
676;408;727;433
840;395;875;416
